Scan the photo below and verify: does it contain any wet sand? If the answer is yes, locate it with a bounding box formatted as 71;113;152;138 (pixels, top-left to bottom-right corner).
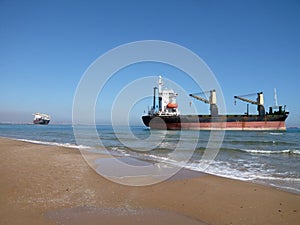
0;137;299;225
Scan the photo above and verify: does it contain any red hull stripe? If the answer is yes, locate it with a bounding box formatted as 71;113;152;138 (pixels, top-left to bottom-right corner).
151;121;286;131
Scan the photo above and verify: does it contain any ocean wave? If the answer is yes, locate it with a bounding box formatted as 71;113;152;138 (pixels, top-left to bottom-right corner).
185;160;259;181
181;160;300;194
148;154;178;164
224;139;294;146
16;138;90;149
131;153;300;193
251;174;300;182
292;149;300;155
269;132;284;135
137;155;256;182
240;149;300;155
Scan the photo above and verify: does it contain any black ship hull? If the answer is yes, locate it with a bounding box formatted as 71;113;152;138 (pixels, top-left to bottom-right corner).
142;114;288;131
33;119;50;125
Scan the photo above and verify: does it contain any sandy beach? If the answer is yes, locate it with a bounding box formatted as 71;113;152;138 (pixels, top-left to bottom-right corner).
0;137;299;225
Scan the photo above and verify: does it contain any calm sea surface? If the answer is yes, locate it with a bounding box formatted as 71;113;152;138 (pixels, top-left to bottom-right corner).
1;124;299;194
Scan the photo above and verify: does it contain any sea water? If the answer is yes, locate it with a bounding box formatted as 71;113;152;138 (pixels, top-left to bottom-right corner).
0;124;299;194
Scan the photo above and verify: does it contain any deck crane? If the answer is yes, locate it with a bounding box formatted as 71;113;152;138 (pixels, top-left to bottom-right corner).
189;89;218;116
234;92;265;116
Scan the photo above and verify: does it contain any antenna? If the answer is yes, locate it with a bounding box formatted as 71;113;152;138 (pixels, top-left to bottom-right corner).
273;88;279;108
158;75;163;94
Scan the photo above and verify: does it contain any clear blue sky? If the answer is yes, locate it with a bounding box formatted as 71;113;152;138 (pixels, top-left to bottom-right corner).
1;0;299;126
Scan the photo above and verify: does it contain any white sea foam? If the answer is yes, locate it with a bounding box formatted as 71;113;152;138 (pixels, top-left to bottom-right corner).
292;149;300;155
138;153;300;193
269;185;300;194
16;138;90;149
185;160;256;181
250;174;300;182
145;155;255;181
269;132;284;135
148;154;178;164
240;149;300;155
114;148;131;157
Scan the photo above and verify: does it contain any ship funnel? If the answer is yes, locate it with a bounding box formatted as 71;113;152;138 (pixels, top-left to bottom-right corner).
210;89;217;105
257;92;264;105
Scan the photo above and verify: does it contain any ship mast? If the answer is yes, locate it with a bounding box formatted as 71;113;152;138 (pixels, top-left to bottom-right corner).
273;88;279;109
158;76;163;112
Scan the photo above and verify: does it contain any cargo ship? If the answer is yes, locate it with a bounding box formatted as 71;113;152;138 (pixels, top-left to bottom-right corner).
33;113;50;125
142;76;289;131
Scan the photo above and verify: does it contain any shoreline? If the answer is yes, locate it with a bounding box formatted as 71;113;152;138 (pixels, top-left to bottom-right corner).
3;135;300;195
0;137;299;224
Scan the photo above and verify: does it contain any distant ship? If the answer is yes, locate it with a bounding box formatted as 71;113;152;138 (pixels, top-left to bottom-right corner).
33;113;50;125
142;76;289;131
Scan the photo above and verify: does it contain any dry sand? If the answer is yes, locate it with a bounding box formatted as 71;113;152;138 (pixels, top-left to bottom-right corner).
0;137;299;225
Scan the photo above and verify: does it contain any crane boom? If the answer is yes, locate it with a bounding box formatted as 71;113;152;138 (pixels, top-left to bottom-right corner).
234;92;265;116
189;94;209;104
234;96;258;105
189;90;218;116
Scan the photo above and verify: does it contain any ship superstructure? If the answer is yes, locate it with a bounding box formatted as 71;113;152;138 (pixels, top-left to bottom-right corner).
149;76;179;116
